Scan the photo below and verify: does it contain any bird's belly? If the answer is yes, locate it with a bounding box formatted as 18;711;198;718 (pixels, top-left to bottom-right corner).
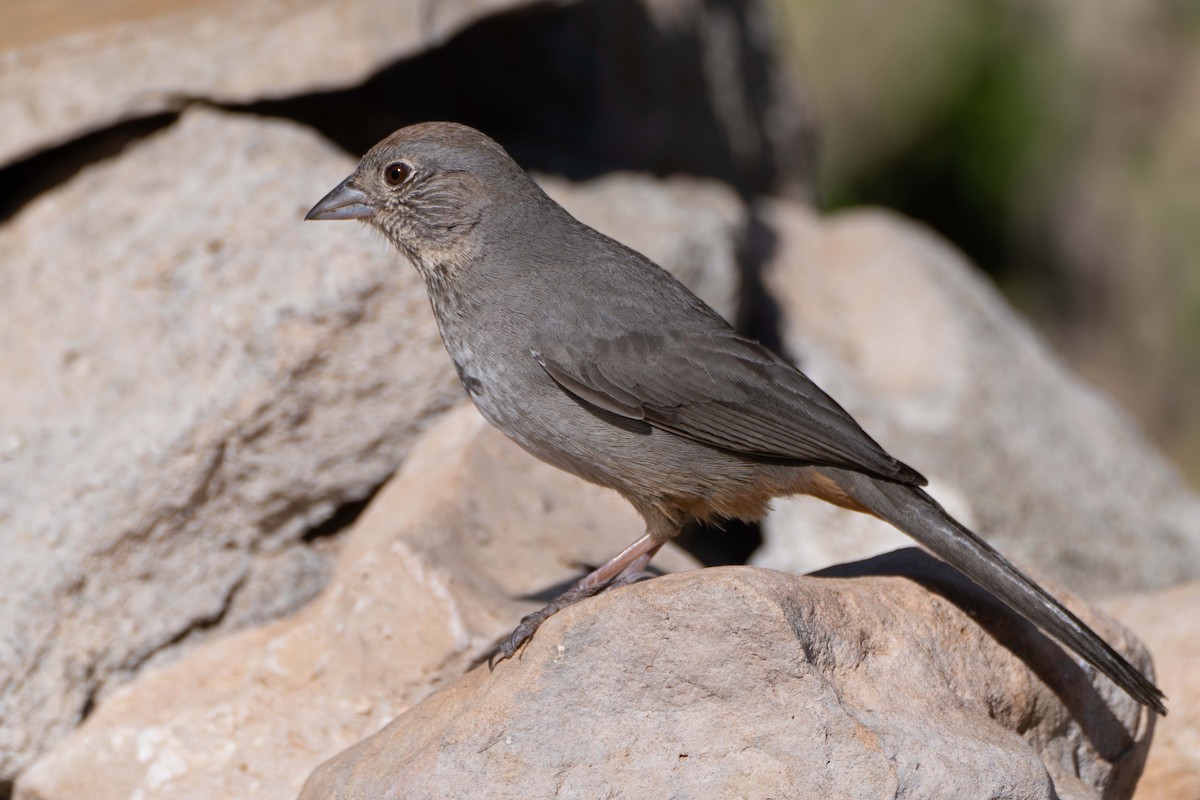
479;369;768;495
441;327;789;522
460;358;630;487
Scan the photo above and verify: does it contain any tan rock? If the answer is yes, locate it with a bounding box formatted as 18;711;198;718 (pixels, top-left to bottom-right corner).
0;0;539;165
753;202;1200;597
299;551;1155;800
13;404;700;800
0;105;741;782
1105;582;1200;800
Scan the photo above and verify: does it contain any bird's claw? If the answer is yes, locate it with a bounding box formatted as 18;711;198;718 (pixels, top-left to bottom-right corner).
486;583;606;669
487;612;540;669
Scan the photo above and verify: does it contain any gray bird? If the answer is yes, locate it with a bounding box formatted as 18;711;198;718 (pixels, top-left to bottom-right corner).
307;122;1165;715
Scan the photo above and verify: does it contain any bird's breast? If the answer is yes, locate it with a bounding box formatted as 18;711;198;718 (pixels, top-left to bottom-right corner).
434;309;535;422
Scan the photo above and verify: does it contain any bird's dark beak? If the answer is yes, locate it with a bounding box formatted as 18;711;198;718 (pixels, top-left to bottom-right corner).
305;176;375;221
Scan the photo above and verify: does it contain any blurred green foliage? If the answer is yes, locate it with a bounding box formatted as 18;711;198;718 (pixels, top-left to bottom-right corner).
771;0;1200;484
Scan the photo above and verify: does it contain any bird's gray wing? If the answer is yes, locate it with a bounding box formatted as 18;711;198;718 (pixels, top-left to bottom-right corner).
533;328;926;485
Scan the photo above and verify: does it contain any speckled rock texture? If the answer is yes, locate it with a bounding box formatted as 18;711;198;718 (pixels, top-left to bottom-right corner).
299;551;1155;800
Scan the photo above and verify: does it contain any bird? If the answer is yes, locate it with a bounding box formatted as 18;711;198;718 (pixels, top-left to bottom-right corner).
306;121;1166;715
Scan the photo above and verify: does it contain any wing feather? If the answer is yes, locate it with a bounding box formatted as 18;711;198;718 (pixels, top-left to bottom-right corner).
533;329;926;485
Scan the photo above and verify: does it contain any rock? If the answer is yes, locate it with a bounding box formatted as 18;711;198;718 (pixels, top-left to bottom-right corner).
298;551;1154;800
0;0;541;165
1104;582;1200;800
0;105;741;783
14;404;700;800
752;202;1200;597
2;0;813;207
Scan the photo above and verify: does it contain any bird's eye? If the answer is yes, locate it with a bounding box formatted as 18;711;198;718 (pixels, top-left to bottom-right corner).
384;162;412;186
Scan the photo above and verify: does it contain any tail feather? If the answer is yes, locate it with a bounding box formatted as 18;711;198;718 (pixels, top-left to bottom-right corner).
832;469;1166;716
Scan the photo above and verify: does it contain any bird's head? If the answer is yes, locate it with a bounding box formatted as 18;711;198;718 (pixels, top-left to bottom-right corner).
306;122;532;271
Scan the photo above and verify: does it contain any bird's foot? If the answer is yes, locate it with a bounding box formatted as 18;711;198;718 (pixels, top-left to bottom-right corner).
486;534;665;669
487;582;604;669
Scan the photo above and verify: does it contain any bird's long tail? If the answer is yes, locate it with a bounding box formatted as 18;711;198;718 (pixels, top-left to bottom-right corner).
828;468;1166;716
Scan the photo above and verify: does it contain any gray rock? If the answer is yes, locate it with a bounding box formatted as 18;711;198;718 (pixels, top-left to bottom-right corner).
0;106;742;783
299;553;1155;800
753;202;1200;597
0;0;540;165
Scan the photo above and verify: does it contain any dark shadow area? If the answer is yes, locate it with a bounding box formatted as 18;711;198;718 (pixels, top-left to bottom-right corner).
78;685;97;723
301;486;382;543
0;112;178;224
674;518;763;567
815;548;1151;762
0;779;11;800
223;0;809;197
736;203;787;357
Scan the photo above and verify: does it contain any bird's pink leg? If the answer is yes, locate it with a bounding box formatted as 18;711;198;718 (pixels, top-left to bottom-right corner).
489;533;664;667
609;541;664;587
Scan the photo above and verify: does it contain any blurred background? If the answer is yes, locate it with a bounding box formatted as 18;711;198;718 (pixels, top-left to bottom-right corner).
774;0;1200;487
